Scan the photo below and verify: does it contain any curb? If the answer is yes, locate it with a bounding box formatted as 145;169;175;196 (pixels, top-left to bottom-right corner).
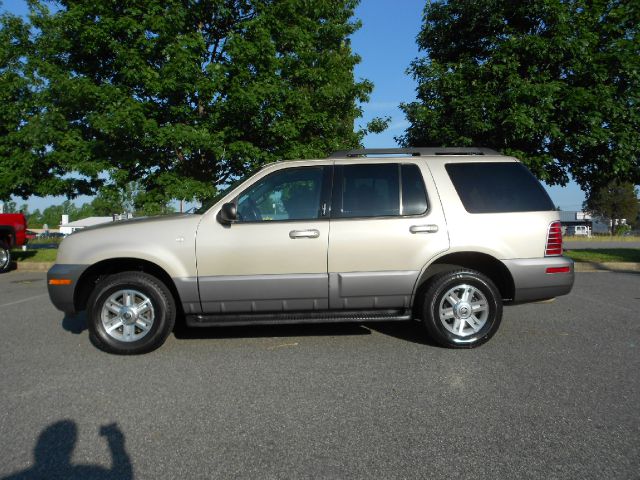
573;262;640;273
13;262;54;272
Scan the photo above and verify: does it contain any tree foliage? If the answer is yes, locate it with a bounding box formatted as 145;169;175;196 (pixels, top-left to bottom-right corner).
0;0;373;203
401;0;640;193
0;12;39;200
21;188;175;229
0;200;23;213
584;180;639;234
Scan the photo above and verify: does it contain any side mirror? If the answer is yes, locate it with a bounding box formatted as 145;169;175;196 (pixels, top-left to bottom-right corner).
217;202;237;225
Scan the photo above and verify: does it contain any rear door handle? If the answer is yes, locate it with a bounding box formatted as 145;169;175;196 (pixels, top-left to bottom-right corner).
410;224;439;234
289;229;320;239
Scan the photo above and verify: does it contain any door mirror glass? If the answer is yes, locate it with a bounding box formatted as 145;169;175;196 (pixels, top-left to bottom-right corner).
217;203;237;225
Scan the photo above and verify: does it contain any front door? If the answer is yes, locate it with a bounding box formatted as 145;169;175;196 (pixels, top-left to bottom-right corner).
328;161;450;309
196;164;332;313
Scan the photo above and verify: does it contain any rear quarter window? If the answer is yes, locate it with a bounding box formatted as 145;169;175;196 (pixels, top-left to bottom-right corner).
445;162;555;213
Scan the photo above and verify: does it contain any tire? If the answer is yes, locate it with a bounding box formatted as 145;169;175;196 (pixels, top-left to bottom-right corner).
0;241;11;273
87;272;176;355
421;269;502;348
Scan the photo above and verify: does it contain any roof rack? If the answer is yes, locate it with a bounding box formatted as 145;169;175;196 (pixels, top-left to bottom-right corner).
329;147;500;158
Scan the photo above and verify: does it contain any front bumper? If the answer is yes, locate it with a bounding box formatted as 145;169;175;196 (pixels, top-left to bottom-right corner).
47;264;88;314
503;256;574;303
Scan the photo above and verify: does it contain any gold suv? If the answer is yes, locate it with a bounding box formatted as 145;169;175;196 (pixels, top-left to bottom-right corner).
48;148;574;354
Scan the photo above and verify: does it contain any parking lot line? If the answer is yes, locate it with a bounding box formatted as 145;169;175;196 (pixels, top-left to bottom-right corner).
0;293;48;309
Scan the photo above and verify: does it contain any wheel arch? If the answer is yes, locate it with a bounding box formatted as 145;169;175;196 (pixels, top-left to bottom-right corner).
413;251;515;315
0;225;15;248
74;258;182;314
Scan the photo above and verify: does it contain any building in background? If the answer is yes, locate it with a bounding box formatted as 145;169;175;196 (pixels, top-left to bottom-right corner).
59;216;113;235
558;210;622;236
559;211;592;236
58;213;134;235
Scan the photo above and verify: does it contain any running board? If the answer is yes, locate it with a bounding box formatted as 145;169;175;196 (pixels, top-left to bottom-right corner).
186;309;413;327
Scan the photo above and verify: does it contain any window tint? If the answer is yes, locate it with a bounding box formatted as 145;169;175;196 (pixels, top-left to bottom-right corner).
237;166;324;222
401;164;428;215
332;163;428;218
446;162;555;213
334;164;400;217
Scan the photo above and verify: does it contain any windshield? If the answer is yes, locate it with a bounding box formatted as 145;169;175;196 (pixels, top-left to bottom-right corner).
194;171;257;214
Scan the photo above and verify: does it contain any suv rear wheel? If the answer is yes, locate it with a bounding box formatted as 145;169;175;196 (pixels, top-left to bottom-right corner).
87;271;176;355
421;269;502;348
0;241;11;273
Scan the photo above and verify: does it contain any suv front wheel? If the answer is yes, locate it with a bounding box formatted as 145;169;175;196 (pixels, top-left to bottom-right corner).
87;271;176;355
421;269;502;348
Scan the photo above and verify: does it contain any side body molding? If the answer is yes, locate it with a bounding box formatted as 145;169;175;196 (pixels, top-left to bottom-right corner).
197;274;329;313
329;271;420;309
173;277;201;314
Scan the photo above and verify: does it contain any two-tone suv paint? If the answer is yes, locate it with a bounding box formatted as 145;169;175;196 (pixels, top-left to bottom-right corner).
47;148;574;354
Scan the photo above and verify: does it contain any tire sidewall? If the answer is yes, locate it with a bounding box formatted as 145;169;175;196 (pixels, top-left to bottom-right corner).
88;273;174;354
424;271;502;348
0;242;11;273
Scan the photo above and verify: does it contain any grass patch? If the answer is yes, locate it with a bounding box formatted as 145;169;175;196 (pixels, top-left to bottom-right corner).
12;249;58;263
564;235;640;242
565;248;640;263
27;237;64;246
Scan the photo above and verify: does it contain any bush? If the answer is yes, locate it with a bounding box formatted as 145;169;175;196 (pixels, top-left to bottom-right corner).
616;224;632;236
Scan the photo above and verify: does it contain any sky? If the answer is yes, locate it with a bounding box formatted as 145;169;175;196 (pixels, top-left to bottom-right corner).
2;0;586;212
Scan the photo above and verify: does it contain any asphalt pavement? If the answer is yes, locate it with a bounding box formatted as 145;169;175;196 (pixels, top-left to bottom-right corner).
1;271;638;479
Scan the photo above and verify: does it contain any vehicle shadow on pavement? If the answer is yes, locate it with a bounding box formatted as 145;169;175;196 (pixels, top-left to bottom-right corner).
1;420;133;480
62;313;88;334
173;320;437;346
60;314;374;340
60;314;436;347
366;320;438;347
173;321;372;340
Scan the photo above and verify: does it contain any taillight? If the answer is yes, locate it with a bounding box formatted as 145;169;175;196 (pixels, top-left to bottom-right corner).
546;266;570;274
545;221;563;256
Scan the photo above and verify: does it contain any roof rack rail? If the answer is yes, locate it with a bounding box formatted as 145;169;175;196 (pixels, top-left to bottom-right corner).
329;147;500;158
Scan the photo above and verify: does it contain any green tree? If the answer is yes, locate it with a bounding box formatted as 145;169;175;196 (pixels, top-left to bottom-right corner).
2;0;375;204
400;0;640;194
27;208;43;228
0;12;36;201
87;183;138;216
584;180;639;234
1;200;17;213
40;200;80;229
76;202;96;220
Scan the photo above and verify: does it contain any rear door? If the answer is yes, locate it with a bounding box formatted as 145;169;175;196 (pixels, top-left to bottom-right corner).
327;160;449;309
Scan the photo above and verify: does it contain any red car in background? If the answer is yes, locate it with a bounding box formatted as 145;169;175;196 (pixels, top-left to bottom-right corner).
0;213;28;273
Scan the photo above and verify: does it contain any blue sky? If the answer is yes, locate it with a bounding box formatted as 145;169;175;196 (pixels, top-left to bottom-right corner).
2;0;586;212
350;0;585;210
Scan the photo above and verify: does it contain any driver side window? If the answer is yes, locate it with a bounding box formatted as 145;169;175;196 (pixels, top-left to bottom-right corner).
236;166;325;222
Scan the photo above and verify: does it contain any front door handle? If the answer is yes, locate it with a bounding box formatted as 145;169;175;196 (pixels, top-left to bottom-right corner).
410;224;439;234
289;229;320;239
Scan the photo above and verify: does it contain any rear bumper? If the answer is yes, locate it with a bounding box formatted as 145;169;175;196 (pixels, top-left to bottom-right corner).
503;256;574;303
47;264;88;314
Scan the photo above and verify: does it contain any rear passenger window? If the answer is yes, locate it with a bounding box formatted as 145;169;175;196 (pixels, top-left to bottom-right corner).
401;164;428;215
445;162;555;213
333;163;428;218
